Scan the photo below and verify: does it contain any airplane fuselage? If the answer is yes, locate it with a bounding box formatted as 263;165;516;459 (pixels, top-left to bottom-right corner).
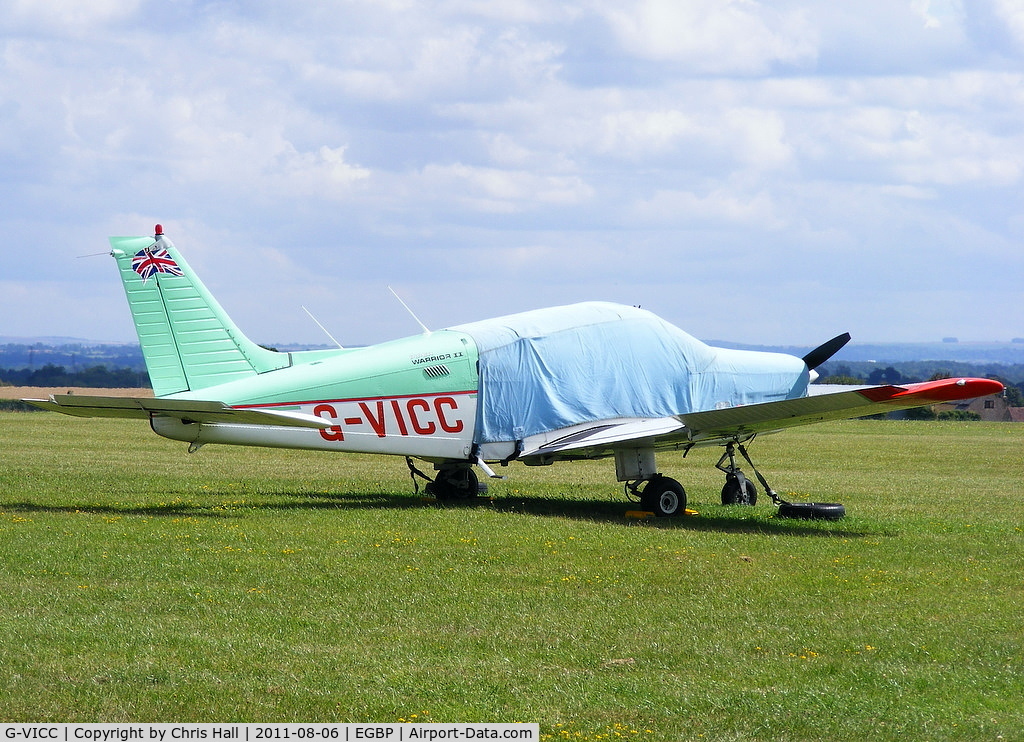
153;303;814;464
159;331;482;460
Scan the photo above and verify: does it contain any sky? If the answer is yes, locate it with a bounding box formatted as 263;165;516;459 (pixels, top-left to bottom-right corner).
1;0;1022;348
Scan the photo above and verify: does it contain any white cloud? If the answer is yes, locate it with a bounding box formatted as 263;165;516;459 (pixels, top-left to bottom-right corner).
631;188;784;228
722;108;793;168
3;0;140;33
1;0;1022;345
596;109;696;158
417;163;594;213
444;90;794;177
289;15;563;103
593;0;818;74
911;0;964;29
990;0;1024;47
794;105;1024;186
440;0;583;24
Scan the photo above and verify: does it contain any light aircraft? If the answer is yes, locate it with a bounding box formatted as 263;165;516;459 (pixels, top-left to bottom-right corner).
27;226;1003;519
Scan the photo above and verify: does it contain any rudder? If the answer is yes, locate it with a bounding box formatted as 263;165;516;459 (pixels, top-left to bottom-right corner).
109;226;290;397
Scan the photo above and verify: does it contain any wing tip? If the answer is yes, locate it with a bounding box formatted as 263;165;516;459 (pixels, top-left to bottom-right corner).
861;377;1004;404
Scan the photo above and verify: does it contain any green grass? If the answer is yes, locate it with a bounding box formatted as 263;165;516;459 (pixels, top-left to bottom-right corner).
1;413;1022;740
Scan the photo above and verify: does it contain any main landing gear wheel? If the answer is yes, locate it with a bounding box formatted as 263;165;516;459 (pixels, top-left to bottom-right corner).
721;473;757;506
425;465;483;500
777;502;846;520
640;475;687;517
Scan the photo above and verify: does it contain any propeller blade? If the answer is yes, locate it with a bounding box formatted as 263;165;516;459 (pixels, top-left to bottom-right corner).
802;332;851;370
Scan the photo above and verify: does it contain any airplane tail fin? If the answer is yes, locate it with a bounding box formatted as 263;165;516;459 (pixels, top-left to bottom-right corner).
109;225;290;397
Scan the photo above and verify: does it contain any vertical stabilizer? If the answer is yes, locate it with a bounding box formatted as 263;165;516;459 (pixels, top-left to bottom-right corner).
109;226;290;397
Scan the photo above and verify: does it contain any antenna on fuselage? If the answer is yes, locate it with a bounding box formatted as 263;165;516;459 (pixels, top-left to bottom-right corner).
301;306;345;349
388;286;432;335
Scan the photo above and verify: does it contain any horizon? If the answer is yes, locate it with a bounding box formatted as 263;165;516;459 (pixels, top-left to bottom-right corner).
4;334;1024;351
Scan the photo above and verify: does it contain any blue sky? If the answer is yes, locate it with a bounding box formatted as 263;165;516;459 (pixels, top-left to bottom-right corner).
1;0;1021;347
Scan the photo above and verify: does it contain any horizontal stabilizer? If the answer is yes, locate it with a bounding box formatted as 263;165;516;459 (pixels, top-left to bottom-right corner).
802;332;851;371
23;395;333;430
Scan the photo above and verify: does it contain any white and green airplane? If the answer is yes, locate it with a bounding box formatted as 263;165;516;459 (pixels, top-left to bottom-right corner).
27;226;1003;518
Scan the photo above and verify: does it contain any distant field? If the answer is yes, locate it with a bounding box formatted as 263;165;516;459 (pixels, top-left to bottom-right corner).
1;388;152;412
1;412;1021;739
1;387;153;399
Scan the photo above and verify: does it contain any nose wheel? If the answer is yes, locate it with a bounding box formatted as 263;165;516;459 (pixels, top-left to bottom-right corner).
715;441;845;519
716;443;761;505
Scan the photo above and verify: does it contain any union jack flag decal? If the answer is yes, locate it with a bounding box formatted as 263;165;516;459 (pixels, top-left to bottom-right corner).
132;246;184;282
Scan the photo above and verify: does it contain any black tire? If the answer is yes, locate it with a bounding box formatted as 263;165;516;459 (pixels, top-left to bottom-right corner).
427;467;481;500
721;473;757;506
777;502;846;520
641;476;686;517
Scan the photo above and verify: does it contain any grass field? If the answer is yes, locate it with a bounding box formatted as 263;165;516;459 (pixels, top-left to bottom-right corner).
1;412;1021;740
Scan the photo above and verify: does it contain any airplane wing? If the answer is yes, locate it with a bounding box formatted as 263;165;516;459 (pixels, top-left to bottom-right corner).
519;377;1003;461
27;377;1002;457
23;394;333;429
678;377;1003;442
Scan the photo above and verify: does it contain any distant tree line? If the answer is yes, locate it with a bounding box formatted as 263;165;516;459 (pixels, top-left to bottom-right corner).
820;360;1024;384
820;363;1023;407
0;363;150;389
0;343;146;371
